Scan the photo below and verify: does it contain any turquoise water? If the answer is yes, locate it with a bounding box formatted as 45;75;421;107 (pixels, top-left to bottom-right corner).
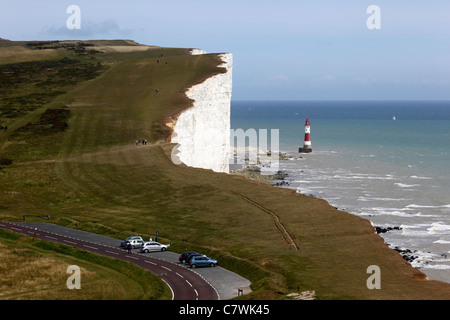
231;100;450;282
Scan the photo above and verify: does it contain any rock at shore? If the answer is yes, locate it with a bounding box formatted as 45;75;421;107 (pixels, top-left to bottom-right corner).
375;226;402;234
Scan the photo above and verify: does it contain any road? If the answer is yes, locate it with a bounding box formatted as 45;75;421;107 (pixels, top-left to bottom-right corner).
0;222;251;300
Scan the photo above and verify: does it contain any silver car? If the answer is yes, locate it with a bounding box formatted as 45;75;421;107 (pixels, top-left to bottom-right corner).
140;241;168;253
120;236;143;248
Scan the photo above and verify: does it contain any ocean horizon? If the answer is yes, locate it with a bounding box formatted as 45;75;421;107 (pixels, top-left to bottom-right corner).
231;100;450;283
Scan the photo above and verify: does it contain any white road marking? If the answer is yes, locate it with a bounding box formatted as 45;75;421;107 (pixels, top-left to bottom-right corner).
83;245;98;250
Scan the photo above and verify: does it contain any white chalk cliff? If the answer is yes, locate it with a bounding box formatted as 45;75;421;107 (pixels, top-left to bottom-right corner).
171;52;232;173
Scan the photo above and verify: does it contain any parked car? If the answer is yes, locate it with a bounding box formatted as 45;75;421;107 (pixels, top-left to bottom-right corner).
128;239;145;249
188;255;218;268
120;236;143;248
184;253;203;264
140;241;168;253
179;251;198;264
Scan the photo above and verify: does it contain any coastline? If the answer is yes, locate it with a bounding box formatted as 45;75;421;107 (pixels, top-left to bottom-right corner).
229;152;295;186
233;149;450;284
229;100;450;285
160;51;450;297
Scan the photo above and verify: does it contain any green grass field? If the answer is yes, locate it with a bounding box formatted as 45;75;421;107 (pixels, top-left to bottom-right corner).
1;39;449;300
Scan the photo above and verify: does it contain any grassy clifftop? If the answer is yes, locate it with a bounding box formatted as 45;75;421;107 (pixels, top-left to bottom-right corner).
1;39;449;300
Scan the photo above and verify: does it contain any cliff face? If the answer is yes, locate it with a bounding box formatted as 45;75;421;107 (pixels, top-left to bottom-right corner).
171;53;232;173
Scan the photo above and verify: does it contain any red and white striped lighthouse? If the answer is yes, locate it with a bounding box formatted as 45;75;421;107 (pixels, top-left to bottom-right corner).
299;119;312;153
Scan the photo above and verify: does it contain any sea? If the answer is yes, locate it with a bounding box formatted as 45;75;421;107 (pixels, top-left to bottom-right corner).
230;100;450;283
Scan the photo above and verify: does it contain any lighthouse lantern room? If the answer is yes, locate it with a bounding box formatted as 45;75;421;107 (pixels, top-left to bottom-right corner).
299;118;312;153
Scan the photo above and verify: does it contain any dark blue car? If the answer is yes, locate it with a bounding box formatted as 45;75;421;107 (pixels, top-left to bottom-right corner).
188;255;218;268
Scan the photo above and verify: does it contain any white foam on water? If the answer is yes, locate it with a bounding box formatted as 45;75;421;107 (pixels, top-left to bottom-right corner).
420;264;450;270
401;224;434;237
411;250;450;270
428;222;450;235
410;175;432;180
434;239;450;244
332;174;396;181
292;180;314;184
358;196;411;202
395;183;420;188
405;204;446;209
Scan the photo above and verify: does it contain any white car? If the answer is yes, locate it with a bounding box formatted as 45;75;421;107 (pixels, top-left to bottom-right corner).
120;236;144;248
140;241;169;253
127;239;144;249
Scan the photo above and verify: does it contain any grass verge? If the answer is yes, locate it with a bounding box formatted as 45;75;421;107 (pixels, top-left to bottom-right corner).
0;228;171;300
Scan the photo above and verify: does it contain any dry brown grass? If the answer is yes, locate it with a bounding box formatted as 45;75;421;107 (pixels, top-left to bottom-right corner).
0;242;87;299
0;46;60;65
0;239;167;300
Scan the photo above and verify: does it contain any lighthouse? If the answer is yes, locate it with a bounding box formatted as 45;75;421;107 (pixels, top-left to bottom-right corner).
299;118;312;153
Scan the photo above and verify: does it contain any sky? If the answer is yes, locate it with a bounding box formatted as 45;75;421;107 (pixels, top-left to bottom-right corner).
1;0;450;101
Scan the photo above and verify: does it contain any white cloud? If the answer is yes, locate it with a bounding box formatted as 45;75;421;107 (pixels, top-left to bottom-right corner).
257;74;292;87
321;74;336;81
311;74;336;86
42;19;136;39
353;77;377;86
268;74;291;82
421;78;449;86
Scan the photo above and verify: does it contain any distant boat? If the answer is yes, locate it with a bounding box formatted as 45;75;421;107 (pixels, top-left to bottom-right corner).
392;116;396;120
